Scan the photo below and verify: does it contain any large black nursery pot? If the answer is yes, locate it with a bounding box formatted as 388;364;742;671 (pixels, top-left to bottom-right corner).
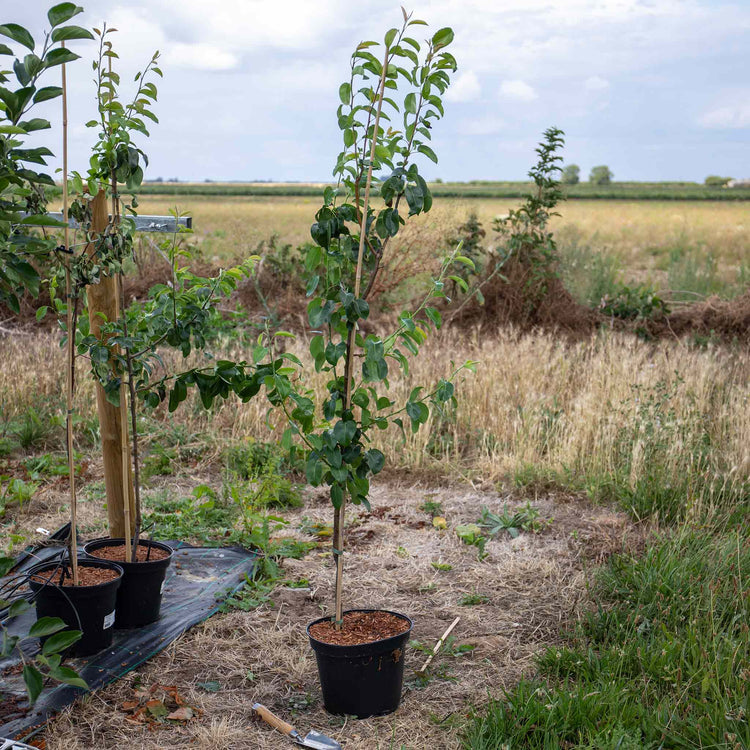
307;609;413;719
28;558;123;657
83;538;173;628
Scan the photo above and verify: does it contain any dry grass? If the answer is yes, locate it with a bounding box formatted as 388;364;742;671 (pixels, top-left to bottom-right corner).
2;329;748;516
130;195;750;287
39;480;639;750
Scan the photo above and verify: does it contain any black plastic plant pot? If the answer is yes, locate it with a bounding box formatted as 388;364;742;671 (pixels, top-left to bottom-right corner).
28;558;123;657
307;609;413;719
83;538;173;629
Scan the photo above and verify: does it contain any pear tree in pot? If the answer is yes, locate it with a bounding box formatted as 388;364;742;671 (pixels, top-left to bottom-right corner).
0;2;122;700
67;27;256;627
251;11;471;717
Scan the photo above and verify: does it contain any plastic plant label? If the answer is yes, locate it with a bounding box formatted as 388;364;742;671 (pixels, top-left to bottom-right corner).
103;611;115;629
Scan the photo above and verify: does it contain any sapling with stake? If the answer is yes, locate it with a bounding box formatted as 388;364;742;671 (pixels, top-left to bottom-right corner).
218;9;475;631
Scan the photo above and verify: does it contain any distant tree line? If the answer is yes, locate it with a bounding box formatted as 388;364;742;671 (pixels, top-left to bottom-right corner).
561;164;613;185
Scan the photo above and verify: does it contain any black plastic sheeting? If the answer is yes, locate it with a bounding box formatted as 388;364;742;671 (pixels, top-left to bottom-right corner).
0;540;256;741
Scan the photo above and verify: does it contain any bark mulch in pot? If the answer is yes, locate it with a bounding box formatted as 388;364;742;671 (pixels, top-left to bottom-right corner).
88;543;170;563
31;565;120;587
310;611;410;646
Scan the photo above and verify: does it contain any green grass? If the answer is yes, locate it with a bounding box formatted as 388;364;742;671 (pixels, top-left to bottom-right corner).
62;181;750;201
462;529;750;749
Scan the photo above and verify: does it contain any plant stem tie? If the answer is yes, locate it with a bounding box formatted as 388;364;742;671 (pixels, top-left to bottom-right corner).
332;548;344;556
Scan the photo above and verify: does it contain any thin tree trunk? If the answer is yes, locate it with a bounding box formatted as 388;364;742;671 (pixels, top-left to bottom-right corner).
61;42;79;585
333;43;391;627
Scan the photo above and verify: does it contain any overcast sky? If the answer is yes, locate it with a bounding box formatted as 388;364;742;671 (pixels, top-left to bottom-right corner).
10;0;750;182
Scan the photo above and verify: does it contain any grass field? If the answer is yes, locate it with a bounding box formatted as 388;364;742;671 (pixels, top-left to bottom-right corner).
1;195;749;747
130;180;750;201
131;194;750;300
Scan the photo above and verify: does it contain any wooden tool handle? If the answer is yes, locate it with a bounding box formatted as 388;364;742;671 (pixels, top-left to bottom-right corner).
252;703;296;736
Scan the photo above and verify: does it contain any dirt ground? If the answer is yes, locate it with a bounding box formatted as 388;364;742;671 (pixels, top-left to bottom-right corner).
10;477;643;750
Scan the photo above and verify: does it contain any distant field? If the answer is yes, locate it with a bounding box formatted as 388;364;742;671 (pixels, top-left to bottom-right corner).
131;194;749;300
135;180;750;201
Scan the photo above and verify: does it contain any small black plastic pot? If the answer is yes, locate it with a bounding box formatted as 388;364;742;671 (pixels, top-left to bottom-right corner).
28;558;123;657
83;538;173;629
307;609;413;718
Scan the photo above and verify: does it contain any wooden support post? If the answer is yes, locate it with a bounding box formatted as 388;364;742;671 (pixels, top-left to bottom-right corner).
85;190;135;538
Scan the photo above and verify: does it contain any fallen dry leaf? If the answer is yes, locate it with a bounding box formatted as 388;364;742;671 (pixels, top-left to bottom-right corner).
166;707;195;721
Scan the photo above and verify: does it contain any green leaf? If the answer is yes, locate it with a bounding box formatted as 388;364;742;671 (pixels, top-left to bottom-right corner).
42;629;82;655
366;449;385;474
51;25;94;42
431;27;455;50
9;599;31;617
19;214;67;227
48;663;87;690
33;86;64;103
23;664;43;704
435;379;454;402
0;43;14;55
0;24;35;51
404;92;417;115
48;3;85;27
44;47;80;67
384;28;398;47
331;482;344;509
338;82;351;105
18;117;50;131
0;124;26;134
418;144;438;164
29;616;67;638
425;307;441;329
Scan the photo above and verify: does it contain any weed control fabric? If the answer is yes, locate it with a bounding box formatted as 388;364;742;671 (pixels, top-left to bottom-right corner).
0;540;256;741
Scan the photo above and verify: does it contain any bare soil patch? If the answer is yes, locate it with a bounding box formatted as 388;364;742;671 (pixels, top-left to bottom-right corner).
31;478;642;750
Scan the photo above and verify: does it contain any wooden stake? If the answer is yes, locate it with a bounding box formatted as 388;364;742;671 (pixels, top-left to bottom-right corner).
61;41;79;586
107;54;132;559
417;617;460;674
333;44;391;628
85;191;136;538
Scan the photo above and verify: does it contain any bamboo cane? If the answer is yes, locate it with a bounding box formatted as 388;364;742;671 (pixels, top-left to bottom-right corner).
61;41;79;585
417;617;460;674
333;43;391;628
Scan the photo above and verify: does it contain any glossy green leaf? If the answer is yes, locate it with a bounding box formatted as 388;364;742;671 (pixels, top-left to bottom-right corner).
29;616;68;638
0;24;35;51
44;47;80;67
431;27;454;50
48;3;85;27
33;86;63;103
23;665;43;704
51;25;94;42
418;144;438;163
42;628;82;655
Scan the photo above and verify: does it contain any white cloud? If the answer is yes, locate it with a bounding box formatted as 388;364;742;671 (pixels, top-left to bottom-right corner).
446;71;481;102
499;80;537;102
698;102;750;129
585;75;610;91
457;115;505;136
164;43;239;71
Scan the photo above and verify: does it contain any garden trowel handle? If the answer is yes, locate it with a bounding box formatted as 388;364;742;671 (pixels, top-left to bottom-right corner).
252;703;298;738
